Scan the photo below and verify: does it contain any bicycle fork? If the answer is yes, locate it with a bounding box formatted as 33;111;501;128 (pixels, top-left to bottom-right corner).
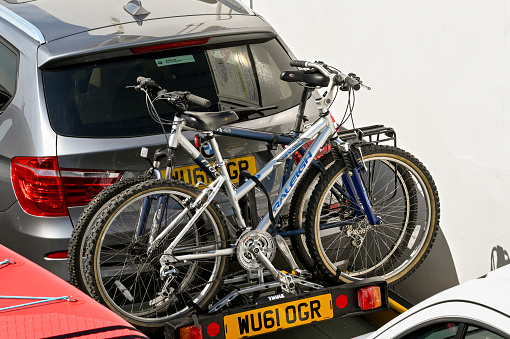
331;139;381;226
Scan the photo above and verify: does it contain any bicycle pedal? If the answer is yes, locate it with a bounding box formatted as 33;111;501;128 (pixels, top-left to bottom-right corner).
278;271;295;294
291;269;312;279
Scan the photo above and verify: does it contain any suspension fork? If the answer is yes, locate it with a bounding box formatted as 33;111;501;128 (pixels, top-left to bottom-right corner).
134;165;163;239
136;117;185;241
331;140;381;226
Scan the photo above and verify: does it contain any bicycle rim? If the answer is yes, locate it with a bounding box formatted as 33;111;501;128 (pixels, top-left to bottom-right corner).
90;186;226;324
310;147;436;283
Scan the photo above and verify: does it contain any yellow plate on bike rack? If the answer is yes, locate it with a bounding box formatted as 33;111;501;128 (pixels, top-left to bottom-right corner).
223;294;333;339
163;155;257;186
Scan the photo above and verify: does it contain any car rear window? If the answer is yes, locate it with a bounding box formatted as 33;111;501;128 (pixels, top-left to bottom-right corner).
0;41;17;111
42;39;302;138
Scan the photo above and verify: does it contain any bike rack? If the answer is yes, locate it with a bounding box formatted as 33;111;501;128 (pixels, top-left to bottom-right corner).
337;124;396;146
165;276;388;339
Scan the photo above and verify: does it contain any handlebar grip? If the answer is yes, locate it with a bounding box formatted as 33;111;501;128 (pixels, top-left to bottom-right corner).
136;76;161;90
335;74;361;91
290;60;308;67
186;93;211;108
137;76;150;84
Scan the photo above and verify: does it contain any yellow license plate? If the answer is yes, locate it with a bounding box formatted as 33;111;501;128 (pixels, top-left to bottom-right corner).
171;156;257;186
224;294;333;338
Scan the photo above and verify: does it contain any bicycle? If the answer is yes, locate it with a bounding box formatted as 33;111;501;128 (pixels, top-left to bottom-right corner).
68;105;338;294
67;70;379;293
81;60;439;331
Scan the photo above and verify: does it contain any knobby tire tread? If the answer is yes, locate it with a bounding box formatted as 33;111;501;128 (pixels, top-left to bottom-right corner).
83;179;228;332
68;177;147;292
288;152;334;270
305;144;440;285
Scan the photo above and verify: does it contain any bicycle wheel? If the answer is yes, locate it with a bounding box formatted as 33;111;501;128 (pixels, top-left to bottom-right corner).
288;152;334;270
84;179;228;332
305;144;439;284
68;177;146;293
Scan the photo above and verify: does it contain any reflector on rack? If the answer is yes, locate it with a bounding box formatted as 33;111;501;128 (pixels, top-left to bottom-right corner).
358;286;382;310
179;324;203;339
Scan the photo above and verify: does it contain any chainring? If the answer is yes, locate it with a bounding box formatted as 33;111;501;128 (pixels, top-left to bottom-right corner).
236;229;276;270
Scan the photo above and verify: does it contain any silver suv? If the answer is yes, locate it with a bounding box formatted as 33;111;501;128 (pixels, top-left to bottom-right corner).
0;0;318;279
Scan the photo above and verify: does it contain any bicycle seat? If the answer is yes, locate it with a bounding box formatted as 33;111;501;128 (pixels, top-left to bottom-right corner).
182;110;238;131
280;70;329;87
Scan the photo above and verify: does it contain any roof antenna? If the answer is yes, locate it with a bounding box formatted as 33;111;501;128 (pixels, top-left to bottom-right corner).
124;0;150;19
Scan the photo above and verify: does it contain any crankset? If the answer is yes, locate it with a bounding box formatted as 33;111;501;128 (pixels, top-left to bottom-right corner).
236;230;313;295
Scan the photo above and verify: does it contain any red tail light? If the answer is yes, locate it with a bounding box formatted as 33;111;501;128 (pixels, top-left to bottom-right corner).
358;286;382;310
60;168;121;207
179;325;203;339
131;38;210;54
12;157;121;217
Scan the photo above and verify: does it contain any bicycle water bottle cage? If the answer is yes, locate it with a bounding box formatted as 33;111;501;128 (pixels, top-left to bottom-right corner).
280;70;329;88
182;110;238;131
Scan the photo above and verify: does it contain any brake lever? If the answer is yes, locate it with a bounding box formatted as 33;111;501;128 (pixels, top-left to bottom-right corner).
348;73;371;91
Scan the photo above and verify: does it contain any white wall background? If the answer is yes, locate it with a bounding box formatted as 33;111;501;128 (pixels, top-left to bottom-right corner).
245;0;510;284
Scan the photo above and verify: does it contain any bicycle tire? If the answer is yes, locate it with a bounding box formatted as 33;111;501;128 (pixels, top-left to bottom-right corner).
305;144;440;284
68;177;147;293
288;152;335;270
84;179;228;332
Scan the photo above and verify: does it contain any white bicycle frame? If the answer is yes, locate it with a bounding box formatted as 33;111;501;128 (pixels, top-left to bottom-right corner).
148;60;345;263
148;113;338;262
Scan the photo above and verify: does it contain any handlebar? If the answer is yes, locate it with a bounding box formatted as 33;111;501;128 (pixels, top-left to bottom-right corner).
289;60;308;68
186;93;211;108
133;77;211;108
290;60;362;91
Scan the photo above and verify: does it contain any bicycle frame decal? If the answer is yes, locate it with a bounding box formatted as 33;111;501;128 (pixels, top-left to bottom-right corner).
278;140;304;161
177;134;219;180
254;122;332;232
236;118;329;200
272;151;312;213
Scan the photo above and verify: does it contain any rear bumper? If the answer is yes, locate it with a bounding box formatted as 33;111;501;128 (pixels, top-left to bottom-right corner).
0;202;72;280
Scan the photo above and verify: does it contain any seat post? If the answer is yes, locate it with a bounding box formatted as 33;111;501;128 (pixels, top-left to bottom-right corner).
292;87;313;134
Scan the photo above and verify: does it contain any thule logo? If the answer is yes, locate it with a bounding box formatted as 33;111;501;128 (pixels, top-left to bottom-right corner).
268;294;285;301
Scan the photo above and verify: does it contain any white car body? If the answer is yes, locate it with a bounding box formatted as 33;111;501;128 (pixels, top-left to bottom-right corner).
356;265;510;338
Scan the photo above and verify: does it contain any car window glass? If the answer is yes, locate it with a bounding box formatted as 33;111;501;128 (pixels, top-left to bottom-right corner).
401;322;458;339
0;42;17;111
250;42;293;105
207;46;260;107
43;39;302;138
465;325;505;339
